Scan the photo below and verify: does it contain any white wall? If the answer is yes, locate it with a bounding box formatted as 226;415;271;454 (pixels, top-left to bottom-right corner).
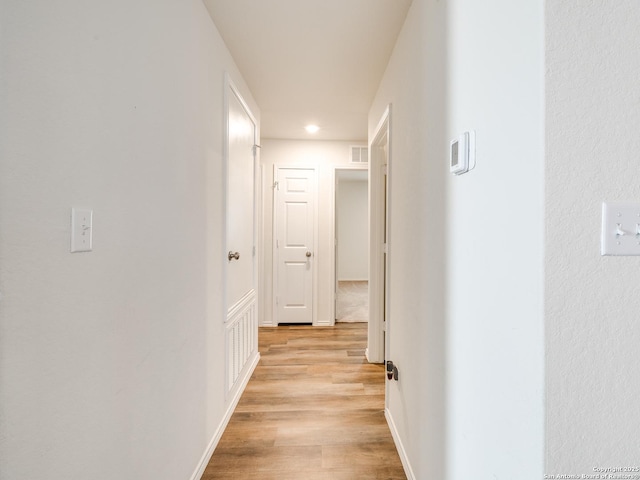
337;178;368;281
545;1;640;474
0;1;258;479
369;0;544;478
368;2;450;476
260;139;364;326
446;0;544;477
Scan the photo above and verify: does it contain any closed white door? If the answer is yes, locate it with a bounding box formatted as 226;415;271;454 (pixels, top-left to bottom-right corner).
226;86;256;310
274;167;316;324
224;78;259;397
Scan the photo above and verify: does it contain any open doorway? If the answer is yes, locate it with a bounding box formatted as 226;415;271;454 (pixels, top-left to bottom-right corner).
334;168;369;323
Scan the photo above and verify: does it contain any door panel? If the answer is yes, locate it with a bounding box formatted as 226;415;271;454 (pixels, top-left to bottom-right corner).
275;168;315;324
285;203;308;245
226;88;256;310
282;261;307;305
224;78;259;400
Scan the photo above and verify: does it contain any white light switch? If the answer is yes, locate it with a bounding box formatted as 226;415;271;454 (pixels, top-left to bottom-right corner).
71;208;93;253
601;202;640;256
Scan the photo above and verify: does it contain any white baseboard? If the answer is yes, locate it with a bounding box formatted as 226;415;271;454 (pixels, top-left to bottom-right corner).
385;407;416;480
314;317;334;327
189;352;260;480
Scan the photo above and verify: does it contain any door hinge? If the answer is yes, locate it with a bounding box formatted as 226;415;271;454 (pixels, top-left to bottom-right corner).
276;296;279;306
253;246;256;257
273;180;279;190
383;243;388;254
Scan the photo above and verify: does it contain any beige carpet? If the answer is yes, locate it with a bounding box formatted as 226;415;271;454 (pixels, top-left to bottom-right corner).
336;281;369;322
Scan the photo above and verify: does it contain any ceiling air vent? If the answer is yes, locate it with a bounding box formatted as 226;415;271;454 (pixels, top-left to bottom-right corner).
350;146;368;163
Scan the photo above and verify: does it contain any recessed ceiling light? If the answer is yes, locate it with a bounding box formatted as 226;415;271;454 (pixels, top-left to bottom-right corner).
305;124;320;134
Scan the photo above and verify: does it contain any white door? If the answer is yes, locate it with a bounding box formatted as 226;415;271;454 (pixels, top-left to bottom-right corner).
224;79;259;396
226;85;256;310
274;167;316;324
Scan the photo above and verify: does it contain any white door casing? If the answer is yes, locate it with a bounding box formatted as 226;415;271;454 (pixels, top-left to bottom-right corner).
368;105;391;364
273;167;316;324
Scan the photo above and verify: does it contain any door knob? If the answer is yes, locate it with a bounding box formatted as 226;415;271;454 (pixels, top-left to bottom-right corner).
228;251;240;261
306;251;312;257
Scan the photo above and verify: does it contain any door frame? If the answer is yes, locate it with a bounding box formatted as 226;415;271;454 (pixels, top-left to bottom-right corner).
271;165;319;325
368;105;391;364
330;165;369;325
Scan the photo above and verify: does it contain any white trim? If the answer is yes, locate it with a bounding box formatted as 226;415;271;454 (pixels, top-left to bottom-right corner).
368;104;391;364
385;408;416;480
313;316;333;327
330;165;369;325
223;73;231;326
372;104;391;147
270;164;278;328
256;164;269;327
189;352;260;480
272;165;319;325
227;288;257;319
225;289;258;397
257;159;265;327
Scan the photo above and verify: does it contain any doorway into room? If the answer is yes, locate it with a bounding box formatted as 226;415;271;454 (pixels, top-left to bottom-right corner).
334;168;369;323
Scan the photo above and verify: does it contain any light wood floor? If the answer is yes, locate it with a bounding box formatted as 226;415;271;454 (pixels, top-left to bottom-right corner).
202;322;406;480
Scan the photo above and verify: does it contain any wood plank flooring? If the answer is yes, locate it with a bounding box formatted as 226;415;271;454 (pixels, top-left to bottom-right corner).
202;323;406;480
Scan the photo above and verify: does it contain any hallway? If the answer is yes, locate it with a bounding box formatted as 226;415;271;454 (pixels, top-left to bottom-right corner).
202;323;406;479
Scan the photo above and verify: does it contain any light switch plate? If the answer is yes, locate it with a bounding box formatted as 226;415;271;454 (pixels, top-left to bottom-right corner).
71;208;93;253
601;202;640;256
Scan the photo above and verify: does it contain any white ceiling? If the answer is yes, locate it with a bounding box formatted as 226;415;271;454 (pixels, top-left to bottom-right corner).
202;0;412;141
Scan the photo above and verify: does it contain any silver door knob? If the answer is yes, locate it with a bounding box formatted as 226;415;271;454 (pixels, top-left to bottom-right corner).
228;251;240;261
306;251;312;257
